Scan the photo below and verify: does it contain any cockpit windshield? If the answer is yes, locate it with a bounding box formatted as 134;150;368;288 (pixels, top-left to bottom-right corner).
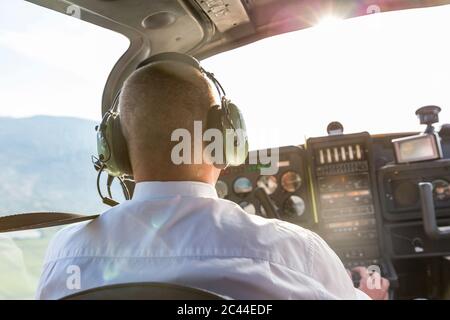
203;5;450;150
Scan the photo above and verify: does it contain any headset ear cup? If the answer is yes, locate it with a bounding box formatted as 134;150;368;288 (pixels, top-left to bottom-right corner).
224;102;249;166
207;105;227;169
96;113;132;177
111;116;132;176
207;102;249;168
97;117;111;165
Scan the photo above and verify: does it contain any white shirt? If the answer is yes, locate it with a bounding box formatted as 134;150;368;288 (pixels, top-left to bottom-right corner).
36;181;369;300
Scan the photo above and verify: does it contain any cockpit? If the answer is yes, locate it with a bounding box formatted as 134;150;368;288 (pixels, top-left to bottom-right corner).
0;0;450;301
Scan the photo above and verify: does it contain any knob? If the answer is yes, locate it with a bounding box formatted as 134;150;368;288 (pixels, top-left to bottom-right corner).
416;105;441;133
327;121;344;135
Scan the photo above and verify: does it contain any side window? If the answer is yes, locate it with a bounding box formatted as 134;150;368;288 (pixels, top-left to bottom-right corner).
0;1;129;299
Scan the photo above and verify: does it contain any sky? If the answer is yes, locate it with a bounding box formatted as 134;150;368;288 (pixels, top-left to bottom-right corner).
0;1;450;150
0;0;129;120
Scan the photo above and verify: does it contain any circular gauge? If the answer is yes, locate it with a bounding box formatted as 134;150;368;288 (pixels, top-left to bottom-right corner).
257;175;278;195
239;201;256;215
393;181;419;208
215;180;228;199
283;195;306;217
281;171;302;193
233;177;253;195
432;179;450;201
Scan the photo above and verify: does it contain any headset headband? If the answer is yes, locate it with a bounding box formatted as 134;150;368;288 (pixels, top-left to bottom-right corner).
135;52;227;100
137;52;201;70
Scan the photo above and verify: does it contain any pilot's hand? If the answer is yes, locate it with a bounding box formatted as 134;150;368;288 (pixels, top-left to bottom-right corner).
349;266;390;300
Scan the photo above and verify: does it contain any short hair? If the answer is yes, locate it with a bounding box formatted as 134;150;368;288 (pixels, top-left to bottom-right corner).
119;61;216;166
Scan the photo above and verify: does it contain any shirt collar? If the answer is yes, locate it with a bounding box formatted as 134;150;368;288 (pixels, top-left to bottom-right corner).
132;181;218;201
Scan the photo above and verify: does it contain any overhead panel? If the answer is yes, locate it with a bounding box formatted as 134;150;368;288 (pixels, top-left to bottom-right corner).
193;0;251;33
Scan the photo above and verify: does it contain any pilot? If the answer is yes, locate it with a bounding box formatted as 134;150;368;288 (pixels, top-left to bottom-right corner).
36;54;389;300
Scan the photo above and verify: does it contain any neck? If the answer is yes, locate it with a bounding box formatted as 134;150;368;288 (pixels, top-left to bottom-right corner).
132;164;219;185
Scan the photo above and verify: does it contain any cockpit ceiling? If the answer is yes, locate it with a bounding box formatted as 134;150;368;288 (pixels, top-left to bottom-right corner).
25;0;450;59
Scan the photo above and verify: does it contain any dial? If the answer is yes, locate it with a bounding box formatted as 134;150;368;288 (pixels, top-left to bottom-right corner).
239;201;256;215
432;179;450;201
283;195;306;217
233;177;253;195
281;171;302;193
257;175;278;195
393;181;419;208
215;180;228;199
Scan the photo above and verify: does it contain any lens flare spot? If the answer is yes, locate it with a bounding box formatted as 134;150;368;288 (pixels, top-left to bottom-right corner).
150;211;169;229
315;15;344;29
102;260;124;281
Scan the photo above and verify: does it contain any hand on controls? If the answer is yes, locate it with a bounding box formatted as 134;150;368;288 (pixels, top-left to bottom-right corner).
348;266;390;300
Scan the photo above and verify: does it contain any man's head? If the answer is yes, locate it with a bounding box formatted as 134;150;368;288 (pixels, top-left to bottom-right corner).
119;60;221;184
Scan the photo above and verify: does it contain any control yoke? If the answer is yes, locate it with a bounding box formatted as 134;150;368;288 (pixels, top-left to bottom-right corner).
254;187;280;219
418;182;450;239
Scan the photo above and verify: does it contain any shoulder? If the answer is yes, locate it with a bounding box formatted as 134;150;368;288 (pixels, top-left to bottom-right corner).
208;197;315;242
43;220;91;263
205;198;319;269
43;203;129;263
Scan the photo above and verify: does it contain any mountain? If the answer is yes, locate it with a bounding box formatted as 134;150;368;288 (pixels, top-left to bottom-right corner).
0;116;110;216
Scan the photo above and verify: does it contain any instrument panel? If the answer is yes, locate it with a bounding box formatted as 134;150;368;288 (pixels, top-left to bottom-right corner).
378;159;450;221
307;133;387;272
216;131;450;288
217;146;314;226
216;134;387;273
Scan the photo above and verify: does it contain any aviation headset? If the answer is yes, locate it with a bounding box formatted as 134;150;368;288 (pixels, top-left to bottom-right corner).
96;52;249;178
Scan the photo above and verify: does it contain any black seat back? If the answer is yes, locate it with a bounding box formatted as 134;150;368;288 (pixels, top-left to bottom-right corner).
62;282;227;300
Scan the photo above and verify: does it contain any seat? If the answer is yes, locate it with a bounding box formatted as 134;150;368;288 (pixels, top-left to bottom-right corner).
61;282;227;300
